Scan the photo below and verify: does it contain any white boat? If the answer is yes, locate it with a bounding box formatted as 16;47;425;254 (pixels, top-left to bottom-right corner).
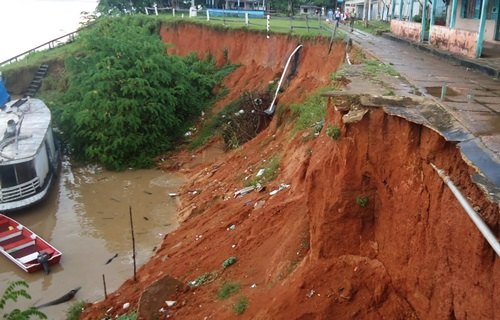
0;97;60;211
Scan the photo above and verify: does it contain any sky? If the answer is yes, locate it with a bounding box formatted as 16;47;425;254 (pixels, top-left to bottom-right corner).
0;0;98;62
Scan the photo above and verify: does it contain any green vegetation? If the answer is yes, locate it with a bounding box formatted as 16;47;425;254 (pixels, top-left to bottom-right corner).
326;125;341;140
156;15;342;39
65;300;86;320
117;312;137;320
232;296;248;315
363;59;399;78
189;272;218;287
223;256;237;269
356;196;369;208
46;15;234;170
352;20;390;35
217;282;241;299
0;281;47;320
189;96;242;150
245;155;281;187
289;91;327;134
331;66;347;82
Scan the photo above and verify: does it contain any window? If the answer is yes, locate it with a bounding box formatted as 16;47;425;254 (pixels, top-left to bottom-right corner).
461;0;496;19
0;165;16;188
15;161;37;184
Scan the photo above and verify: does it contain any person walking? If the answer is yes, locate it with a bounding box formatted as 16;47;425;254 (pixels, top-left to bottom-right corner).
348;9;355;32
334;7;341;27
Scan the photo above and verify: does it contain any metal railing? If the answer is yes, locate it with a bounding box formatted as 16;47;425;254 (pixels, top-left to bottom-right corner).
0;30;80;67
0;177;40;203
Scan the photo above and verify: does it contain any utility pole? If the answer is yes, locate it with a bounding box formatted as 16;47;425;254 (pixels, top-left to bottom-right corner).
364;0;369;26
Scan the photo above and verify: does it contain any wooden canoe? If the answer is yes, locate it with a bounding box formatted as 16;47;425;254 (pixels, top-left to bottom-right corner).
0;214;62;273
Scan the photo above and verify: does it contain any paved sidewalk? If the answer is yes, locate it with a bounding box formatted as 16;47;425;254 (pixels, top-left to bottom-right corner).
341;26;500;201
382;33;500;79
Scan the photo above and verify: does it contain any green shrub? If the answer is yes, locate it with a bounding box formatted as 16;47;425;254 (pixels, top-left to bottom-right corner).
326;125;341;140
232;296;248;315
217;282;241;299
53;16;235;170
356;196;369;208
223;256;237;269
65;300;86;320
189;272;217;287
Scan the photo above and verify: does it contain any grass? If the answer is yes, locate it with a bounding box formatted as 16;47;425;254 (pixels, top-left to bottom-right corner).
117;312;137;320
362;59;399;78
352;20;390;35
65;300;86;320
1;40;80;73
159;14;345;39
218;282;241;299
244;155;281;187
289;90;328;134
232;296;249;315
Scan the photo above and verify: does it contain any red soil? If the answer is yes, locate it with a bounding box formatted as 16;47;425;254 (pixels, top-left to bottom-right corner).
80;24;499;320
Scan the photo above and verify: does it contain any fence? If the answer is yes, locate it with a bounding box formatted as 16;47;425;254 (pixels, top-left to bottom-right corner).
1;10;339;67
0;31;78;67
145;8;335;36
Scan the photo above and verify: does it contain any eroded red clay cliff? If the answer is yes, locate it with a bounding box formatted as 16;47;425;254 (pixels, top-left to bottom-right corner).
81;24;498;320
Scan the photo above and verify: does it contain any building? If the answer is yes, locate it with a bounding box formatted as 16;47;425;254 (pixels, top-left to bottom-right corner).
389;0;499;58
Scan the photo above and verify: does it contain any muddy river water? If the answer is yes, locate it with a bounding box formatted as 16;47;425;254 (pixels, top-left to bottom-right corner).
0;157;185;319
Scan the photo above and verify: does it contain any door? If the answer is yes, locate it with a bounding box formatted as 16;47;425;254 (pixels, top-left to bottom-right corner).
495;0;500;40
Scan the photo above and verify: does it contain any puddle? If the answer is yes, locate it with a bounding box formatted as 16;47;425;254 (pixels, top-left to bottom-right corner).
0;157;185;319
425;86;461;98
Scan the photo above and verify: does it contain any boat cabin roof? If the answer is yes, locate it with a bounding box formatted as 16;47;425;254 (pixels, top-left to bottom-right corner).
0;98;51;164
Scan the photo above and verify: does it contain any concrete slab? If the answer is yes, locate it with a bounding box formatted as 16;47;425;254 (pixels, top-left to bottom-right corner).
342;25;500;202
485;104;500;112
445;101;492;112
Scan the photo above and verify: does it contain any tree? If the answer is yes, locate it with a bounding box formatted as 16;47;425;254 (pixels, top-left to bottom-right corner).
0;280;47;320
97;0;157;14
53;16;232;170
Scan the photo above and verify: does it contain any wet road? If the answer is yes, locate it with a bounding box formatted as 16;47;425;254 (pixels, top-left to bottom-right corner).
0;157;185;319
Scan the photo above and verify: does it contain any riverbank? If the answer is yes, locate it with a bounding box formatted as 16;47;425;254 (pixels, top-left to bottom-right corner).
80;24;498;320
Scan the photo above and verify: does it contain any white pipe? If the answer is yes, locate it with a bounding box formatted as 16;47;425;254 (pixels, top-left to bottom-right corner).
265;44;303;115
431;163;500;256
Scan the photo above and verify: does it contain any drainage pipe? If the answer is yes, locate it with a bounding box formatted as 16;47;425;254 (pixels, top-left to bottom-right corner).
431;163;500;256
265;44;303;115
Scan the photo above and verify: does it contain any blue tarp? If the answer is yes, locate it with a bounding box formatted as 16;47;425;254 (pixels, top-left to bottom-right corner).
0;79;9;107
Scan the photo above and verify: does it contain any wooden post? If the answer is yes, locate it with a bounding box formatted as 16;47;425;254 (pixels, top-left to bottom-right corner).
102;274;108;299
129;206;137;281
475;0;490;58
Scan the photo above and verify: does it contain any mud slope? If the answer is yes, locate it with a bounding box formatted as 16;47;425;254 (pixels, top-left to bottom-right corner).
81;25;498;320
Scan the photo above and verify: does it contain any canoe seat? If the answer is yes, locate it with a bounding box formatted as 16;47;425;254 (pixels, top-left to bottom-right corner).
2;238;34;253
18;252;39;264
0;229;22;242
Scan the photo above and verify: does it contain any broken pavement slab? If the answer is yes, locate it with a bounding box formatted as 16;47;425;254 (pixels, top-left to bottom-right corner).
321;92;499;202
